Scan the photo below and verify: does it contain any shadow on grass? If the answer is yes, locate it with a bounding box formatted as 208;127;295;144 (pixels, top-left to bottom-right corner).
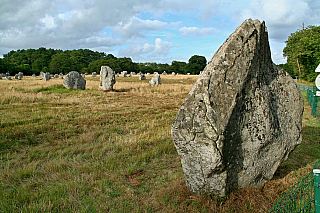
273;125;320;179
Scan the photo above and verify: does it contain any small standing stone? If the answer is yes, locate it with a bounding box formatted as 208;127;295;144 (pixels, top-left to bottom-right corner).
99;66;116;91
139;74;146;80
63;71;86;90
122;71;127;77
149;73;161;86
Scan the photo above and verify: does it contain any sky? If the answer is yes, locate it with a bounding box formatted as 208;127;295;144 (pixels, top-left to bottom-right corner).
0;0;319;65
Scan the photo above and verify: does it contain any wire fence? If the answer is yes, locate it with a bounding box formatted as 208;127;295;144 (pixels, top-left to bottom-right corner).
296;84;320;120
270;159;320;213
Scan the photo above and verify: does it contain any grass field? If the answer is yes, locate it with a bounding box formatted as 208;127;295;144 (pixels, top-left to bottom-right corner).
0;74;319;212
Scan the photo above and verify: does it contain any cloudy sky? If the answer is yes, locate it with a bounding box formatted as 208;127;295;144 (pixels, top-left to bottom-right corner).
0;0;319;64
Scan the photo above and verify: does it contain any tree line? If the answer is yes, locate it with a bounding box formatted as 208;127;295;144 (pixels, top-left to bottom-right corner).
0;47;207;76
279;24;320;82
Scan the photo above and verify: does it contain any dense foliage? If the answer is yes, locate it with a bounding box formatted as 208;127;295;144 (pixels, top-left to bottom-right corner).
0;47;207;75
283;25;320;82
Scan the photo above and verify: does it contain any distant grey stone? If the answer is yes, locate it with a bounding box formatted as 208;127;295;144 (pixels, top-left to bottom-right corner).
43;73;50;81
14;74;19;79
92;72;97;77
171;19;304;197
5;76;11;80
99;66;115;91
130;72;136;76
146;73;150;76
18;72;23;78
32;74;36;77
59;76;63;79
172;72;176;76
63;71;86;90
81;74;85;78
149;73;161;86
18;75;22;80
162;71;167;75
187;73;190;75
139;74;146;80
122;71;127;77
54;74;59;78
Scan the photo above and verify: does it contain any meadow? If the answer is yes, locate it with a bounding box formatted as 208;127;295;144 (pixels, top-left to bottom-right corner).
0;75;319;212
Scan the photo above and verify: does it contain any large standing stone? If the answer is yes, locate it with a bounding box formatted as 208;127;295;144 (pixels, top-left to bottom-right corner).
63;71;86;90
171;19;304;197
99;66;116;91
149;73;161;86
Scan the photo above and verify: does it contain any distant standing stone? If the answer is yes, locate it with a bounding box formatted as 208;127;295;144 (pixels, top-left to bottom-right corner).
99;66;116;91
54;74;59;78
5;76;11;80
139;74;146;80
32;74;36;77
92;72;97;77
122;71;127;77
149;73;161;86
18;72;23;78
172;72;176;76
63;71;86;90
43;73;50;81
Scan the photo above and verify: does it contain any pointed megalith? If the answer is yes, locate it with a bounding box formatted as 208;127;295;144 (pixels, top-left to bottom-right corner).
99;66;116;91
171;19;303;197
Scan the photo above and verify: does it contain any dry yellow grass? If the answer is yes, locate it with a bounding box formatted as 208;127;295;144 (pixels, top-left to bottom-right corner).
0;74;319;212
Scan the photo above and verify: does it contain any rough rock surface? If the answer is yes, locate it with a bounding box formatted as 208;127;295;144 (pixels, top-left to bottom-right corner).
149;73;161;86
171;19;303;197
63;71;86;90
99;66;116;90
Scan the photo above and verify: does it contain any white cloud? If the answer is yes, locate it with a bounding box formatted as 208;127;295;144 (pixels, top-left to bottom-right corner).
41;14;57;29
118;43;155;56
240;0;320;41
113;17;167;39
154;38;173;55
118;38;173;59
179;27;219;37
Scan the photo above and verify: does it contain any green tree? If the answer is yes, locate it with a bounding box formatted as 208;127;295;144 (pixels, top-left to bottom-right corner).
171;61;187;74
283;25;320;82
187;55;207;74
49;52;74;74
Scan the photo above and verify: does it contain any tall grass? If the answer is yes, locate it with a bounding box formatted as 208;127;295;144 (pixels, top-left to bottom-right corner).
0;75;319;212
